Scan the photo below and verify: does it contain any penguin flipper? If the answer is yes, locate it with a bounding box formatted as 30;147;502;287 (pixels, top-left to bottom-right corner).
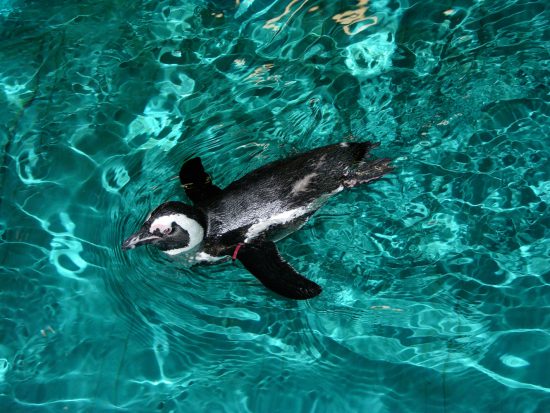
179;157;223;206
236;241;322;300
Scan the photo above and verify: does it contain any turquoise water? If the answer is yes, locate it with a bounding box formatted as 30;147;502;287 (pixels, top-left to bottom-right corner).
1;0;549;411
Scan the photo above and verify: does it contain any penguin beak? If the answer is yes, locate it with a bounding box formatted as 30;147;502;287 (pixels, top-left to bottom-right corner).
122;227;160;250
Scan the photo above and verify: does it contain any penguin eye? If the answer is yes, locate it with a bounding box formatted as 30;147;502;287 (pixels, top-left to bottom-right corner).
163;227;173;235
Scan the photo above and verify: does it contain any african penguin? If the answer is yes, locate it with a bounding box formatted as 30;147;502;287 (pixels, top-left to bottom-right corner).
122;141;393;300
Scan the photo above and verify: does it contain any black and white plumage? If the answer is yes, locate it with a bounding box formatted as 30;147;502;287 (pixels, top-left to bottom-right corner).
122;141;393;300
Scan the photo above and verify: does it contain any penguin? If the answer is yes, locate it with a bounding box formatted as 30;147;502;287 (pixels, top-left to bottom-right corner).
122;141;393;300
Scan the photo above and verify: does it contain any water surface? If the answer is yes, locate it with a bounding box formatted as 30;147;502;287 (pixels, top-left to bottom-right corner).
1;0;549;412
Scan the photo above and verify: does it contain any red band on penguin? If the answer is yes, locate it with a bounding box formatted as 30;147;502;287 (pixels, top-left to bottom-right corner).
232;243;244;261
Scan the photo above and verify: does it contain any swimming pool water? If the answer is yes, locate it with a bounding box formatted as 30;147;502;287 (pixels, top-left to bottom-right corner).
0;0;549;412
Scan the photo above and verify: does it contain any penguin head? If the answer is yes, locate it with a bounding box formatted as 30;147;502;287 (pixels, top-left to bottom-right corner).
122;201;205;255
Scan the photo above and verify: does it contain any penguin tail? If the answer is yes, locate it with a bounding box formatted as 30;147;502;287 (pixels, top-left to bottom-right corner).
349;141;380;162
343;157;393;188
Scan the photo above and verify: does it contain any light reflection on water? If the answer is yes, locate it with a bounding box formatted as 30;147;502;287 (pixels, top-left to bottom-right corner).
0;0;549;412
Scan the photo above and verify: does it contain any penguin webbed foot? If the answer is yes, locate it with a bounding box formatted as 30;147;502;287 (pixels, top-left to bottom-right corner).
179;157;223;205
344;158;393;188
236;241;322;300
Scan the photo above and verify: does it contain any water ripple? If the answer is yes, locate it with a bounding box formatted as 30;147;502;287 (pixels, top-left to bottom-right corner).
1;0;549;412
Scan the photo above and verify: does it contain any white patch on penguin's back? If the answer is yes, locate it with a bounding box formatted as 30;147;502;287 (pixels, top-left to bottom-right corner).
150;213;204;253
291;173;317;195
245;207;308;242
